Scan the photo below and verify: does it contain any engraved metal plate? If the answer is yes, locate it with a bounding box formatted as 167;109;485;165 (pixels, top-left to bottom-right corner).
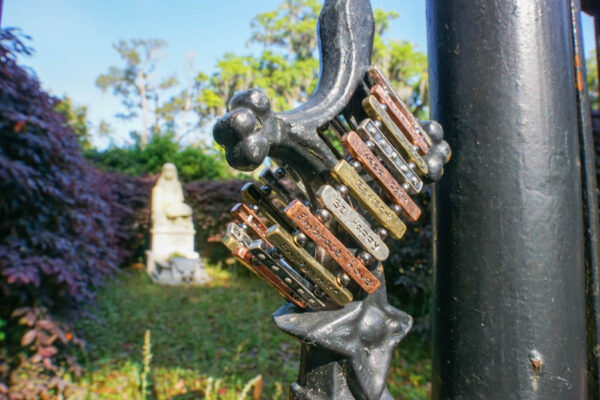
266;224;353;305
316;185;390;261
330;160;407;239
232;246;307;309
368;65;433;147
241;182;296;233
249;240;326;308
371;85;429;154
363;95;429;176
284;200;381;293
341;131;421;222
259;168;296;205
223;222;253;250
357;119;423;193
231;203;270;244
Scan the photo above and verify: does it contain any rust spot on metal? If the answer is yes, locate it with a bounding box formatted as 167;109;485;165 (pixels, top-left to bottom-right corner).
529;350;543;372
528;349;543;392
575;54;584;92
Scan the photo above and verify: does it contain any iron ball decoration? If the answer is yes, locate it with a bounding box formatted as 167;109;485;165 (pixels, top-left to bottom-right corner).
213;0;450;398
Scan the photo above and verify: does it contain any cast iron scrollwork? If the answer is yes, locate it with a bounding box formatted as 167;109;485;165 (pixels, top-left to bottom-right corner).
213;0;450;398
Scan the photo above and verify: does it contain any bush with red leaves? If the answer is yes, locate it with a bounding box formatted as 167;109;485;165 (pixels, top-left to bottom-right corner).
0;29;152;398
183;179;246;261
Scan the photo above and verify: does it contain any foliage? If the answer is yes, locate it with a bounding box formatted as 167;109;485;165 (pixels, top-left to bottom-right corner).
193;0;428;121
140;330;152;400
588;53;599;110
0;29;153;397
586;53;600;214
53;96;92;150
183;179;246;259
69;270;430;399
85;132;235;182
384;191;434;334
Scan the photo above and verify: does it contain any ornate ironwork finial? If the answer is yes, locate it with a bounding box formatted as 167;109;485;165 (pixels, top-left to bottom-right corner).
214;0;450;398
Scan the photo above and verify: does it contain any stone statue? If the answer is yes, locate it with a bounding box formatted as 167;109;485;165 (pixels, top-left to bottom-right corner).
146;163;211;285
151;163;194;232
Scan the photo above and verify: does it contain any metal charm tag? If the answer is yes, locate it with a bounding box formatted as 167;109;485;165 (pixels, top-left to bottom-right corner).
316;185;390;261
284;200;381;293
223;222;253;250
232;246;308;309
241;182;296;233
368;65;433;147
259;168;296;205
231;203;271;244
248;240;326;308
363;95;429;176
357;119;423;193
330;160;407;239
266;224;353;305
370;84;429;155
341;131;421;221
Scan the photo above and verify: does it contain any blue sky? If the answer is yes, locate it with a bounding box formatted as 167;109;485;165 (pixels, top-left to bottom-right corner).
4;1;596;147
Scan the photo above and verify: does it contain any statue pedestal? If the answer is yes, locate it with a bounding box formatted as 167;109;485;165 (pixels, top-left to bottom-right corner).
146;228;210;285
146;228;212;285
146;163;211;285
146;252;211;285
150;228;199;261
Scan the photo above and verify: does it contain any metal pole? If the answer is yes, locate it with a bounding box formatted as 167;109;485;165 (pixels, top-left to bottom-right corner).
572;1;600;398
427;1;589;398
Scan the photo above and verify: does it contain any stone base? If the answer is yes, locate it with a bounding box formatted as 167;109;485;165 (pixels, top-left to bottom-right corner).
146;251;212;285
150;229;197;261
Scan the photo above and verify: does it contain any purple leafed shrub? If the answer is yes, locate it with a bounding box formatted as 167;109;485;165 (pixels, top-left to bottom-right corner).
184;179;246;259
0;29;151;397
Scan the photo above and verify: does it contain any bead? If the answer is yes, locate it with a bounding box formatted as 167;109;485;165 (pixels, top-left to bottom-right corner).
359;252;373;265
317;209;332;223
337;272;352;286
260;185;272;196
274;168;285;179
294;232;308;247
337;185;349;196
378;228;389;240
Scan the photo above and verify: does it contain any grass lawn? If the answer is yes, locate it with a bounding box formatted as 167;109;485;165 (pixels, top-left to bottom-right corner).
68;266;431;399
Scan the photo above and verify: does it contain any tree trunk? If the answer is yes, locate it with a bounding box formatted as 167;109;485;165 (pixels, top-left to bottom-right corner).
137;71;149;148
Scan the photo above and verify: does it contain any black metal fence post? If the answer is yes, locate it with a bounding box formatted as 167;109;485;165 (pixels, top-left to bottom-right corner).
427;0;590;398
571;2;600;398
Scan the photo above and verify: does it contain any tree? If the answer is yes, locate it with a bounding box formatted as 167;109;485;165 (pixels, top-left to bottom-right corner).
54;95;92;149
192;0;428;122
95;39;177;147
157;52;200;142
